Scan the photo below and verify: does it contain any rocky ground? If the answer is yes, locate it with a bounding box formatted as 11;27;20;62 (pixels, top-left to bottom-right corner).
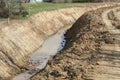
29;5;120;80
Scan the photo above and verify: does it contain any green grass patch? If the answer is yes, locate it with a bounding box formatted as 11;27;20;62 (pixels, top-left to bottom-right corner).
23;2;75;16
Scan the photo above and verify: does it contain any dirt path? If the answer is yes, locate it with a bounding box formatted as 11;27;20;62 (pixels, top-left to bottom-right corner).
84;7;120;80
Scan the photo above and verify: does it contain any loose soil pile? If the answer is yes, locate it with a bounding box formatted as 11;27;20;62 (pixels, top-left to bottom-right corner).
30;6;120;80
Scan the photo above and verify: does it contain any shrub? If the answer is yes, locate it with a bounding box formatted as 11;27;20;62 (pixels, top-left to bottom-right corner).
0;0;28;19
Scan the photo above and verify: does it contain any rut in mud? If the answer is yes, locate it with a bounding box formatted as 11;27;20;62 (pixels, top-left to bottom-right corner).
30;5;120;80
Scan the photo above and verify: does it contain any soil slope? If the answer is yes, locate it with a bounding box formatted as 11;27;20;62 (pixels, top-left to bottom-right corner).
0;3;119;80
30;5;120;80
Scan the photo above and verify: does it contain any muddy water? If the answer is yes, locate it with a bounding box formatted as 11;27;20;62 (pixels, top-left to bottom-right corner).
12;26;70;80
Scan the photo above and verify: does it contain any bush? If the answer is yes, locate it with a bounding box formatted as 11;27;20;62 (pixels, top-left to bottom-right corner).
0;8;9;18
0;0;28;19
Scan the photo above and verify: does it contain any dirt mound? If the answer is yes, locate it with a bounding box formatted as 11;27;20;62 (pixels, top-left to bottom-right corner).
30;7;117;80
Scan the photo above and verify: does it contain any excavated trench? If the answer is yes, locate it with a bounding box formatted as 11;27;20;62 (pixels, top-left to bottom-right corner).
30;5;120;80
0;6;93;80
0;3;119;80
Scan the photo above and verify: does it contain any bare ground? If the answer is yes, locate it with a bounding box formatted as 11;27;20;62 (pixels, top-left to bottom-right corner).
29;6;120;80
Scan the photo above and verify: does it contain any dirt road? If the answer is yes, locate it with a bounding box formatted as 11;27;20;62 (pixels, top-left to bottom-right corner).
83;7;120;80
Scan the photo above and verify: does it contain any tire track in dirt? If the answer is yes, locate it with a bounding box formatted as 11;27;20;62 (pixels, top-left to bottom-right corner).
84;7;120;80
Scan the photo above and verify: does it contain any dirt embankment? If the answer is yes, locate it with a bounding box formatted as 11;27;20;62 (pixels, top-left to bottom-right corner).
0;7;91;80
30;6;120;80
0;3;119;80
